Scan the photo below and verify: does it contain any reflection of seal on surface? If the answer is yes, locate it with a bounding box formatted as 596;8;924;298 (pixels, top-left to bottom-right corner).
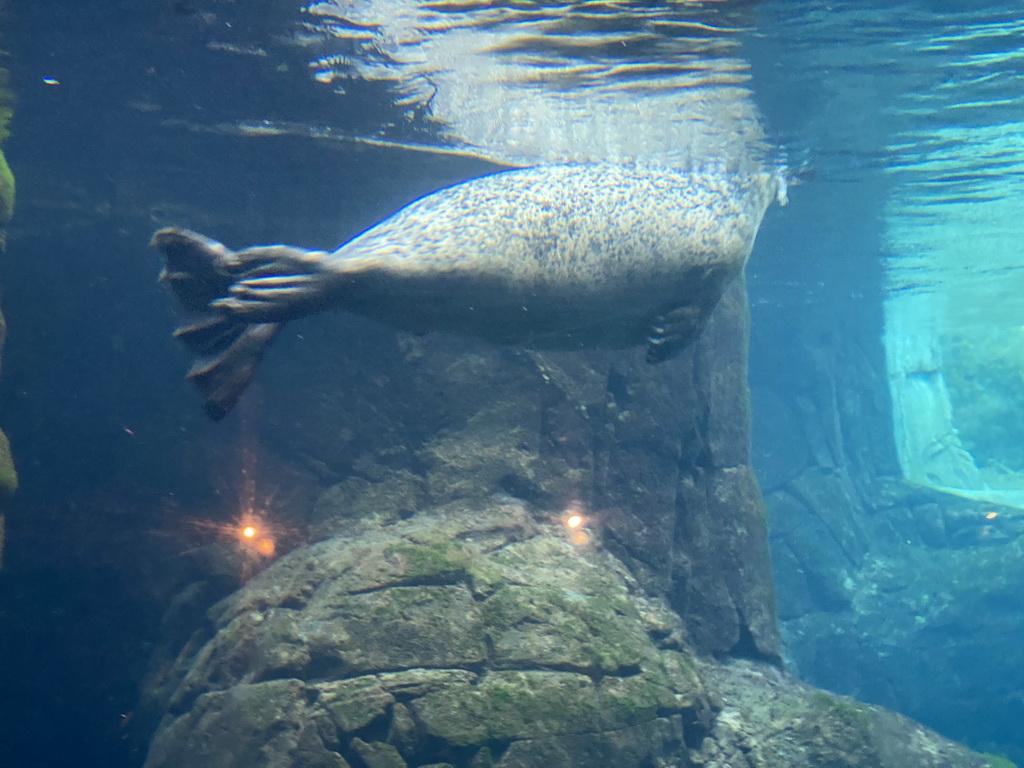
151;163;780;419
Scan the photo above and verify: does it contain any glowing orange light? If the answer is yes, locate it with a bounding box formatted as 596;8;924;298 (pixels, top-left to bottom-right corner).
256;538;276;557
569;529;590;547
172;440;300;585
985;512;998;520
566;514;583;529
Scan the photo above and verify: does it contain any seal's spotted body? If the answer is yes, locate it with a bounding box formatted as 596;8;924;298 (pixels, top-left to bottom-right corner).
152;164;779;418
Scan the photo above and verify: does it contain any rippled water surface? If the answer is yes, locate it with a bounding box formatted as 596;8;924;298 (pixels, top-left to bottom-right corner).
115;1;1024;304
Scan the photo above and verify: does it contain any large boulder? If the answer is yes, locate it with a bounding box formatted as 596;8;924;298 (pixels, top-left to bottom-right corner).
699;660;991;768
142;500;993;768
144;502;711;768
257;276;779;662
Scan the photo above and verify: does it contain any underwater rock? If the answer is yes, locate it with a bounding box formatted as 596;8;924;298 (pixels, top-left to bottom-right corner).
0;426;16;498
261;276;779;661
0;146;13;228
779;493;1024;766
0;285;10;572
142;501;713;768
698;660;991;768
0;63;13;234
141;500;995;768
746;220;1024;763
134;225;994;766
144;678;350;768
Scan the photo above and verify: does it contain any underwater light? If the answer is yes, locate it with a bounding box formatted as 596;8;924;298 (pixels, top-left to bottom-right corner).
559;503;593;547
234;511;277;561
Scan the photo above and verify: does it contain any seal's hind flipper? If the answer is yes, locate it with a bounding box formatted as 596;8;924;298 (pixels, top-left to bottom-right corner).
171;314;280;420
154;229;337;323
153;228;235;313
214;244;338;321
645;304;706;363
151;227;331;419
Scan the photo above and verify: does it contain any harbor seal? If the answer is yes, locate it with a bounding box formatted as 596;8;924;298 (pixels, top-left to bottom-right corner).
151;163;781;419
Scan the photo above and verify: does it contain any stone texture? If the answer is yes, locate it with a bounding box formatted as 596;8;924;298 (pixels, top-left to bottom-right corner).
141;501;995;768
143;503;715;768
749;188;1024;763
779;493;1024;764
145;679;350;768
261;275;779;661
0;426;16;498
697;660;992;768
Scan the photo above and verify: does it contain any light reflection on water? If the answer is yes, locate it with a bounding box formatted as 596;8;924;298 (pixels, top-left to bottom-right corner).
298;0;776;170
145;1;1024;303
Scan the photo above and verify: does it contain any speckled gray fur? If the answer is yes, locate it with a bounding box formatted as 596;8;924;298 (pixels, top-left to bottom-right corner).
153;162;780;417
308;163;780;348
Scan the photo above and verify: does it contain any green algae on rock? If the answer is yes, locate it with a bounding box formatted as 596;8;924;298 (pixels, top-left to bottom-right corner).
0;146;13;226
0;65;12;143
0;428;17;497
0;66;14;234
701;660;993;768
142;503;712;768
140;497;996;768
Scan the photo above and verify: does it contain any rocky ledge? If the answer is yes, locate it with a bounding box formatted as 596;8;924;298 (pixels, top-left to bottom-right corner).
141;499;994;768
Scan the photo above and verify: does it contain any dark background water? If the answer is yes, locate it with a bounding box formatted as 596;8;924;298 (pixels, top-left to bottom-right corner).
0;0;1022;766
1;3;372;764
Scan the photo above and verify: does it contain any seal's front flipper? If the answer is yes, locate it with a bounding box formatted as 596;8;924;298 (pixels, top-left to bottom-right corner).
645;304;706;363
151;228;336;419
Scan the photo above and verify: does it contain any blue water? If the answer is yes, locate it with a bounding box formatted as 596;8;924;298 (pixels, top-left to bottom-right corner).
1;0;1023;765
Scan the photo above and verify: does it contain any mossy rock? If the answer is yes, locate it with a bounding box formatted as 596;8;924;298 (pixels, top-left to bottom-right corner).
411;670;606;744
411;667;687;746
0;65;13;225
980;755;1018;768
811;690;873;732
350;738;407;768
0;67;13;145
0;147;13;224
482;583;648;672
383;541;472;581
144;507;709;767
0;428;16;497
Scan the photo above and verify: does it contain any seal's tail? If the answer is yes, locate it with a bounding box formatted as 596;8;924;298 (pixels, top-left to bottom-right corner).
150;228;336;420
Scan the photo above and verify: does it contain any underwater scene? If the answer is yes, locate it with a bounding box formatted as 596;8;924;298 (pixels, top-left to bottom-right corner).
0;0;1023;766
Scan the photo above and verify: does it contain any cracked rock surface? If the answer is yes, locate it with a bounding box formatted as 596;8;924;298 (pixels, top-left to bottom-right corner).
142;501;994;768
696;661;990;768
143;502;710;768
257;277;779;662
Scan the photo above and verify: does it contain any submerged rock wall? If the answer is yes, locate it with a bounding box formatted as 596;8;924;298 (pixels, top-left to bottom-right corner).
139;253;995;766
140;257;788;766
141;498;991;768
753;310;1024;763
255;274;778;661
749;183;1024;765
144;503;708;768
0;27;16;566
